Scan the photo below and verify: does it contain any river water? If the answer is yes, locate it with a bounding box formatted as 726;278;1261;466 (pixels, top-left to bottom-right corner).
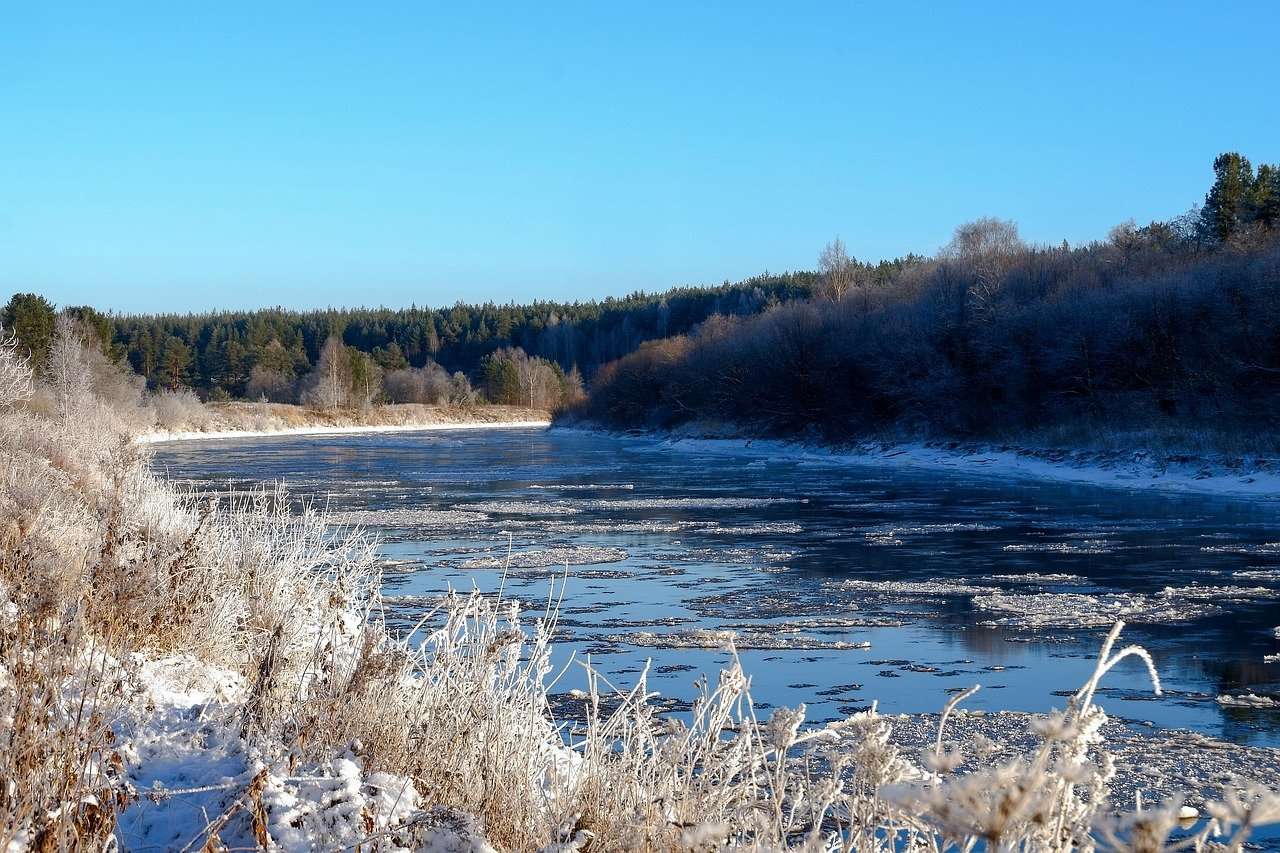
151;426;1280;748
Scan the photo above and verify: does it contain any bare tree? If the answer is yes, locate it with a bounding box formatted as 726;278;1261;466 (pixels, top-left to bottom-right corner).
47;315;93;422
941;217;1025;318
303;336;352;410
0;327;34;409
817;237;857;302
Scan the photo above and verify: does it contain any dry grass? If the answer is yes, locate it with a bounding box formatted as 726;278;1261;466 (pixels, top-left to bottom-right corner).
0;331;1277;851
155;401;550;436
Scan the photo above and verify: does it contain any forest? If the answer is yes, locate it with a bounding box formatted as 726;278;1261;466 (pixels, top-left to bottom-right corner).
2;273;826;411
575;152;1280;451
2;151;1277;437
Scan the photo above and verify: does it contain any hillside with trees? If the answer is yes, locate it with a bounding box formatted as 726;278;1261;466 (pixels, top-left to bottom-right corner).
2;275;820;413
576;152;1280;452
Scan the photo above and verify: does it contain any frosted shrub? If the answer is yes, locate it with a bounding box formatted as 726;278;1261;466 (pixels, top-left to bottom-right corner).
0;329;34;409
150;387;211;431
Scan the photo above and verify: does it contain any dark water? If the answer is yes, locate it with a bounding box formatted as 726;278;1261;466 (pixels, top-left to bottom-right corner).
151;426;1280;747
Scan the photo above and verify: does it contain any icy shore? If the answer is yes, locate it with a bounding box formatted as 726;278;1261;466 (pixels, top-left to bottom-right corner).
558;426;1280;499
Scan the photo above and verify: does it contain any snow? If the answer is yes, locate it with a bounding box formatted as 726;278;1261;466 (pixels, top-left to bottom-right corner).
564;429;1280;499
112;647;497;852
137;420;551;444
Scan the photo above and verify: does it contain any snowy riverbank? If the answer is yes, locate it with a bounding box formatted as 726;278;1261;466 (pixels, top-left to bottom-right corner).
557;425;1280;499
138;418;550;443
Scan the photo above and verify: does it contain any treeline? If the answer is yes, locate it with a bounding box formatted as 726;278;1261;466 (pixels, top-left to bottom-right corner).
2;274;829;412
116;275;820;396
577;153;1280;449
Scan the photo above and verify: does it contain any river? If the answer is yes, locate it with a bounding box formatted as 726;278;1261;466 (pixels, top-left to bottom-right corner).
151;425;1280;748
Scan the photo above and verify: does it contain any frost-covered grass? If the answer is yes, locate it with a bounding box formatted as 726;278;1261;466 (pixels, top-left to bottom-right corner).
2;335;1279;851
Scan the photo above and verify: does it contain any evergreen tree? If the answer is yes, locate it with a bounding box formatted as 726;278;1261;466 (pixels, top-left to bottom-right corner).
1200;152;1255;242
1;293;57;369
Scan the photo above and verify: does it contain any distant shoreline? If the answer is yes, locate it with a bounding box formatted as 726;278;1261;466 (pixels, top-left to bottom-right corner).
555;422;1280;500
139;419;551;444
137;401;550;444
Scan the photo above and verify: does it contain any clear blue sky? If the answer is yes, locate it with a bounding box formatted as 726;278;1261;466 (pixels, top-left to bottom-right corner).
2;2;1277;314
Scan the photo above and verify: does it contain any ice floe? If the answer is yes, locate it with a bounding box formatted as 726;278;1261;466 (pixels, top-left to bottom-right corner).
460;545;628;569
328;508;489;527
972;591;1231;629
608;628;872;651
1002;539;1115;554
466;500;581;515
1216;693;1280;708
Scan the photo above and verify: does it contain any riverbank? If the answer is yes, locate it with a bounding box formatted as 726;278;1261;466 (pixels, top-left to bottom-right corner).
139;401;550;443
557;421;1280;499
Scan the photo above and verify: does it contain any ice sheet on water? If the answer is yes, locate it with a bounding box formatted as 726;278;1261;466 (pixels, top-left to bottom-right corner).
1002;539;1116;554
1231;569;1280;582
670;546;796;565
1160;584;1279;600
973;591;1226;629
871;711;1280;808
836;578;1000;597
460;545;628;569
609;628;872;651
862;522;1000;546
1199;541;1280;554
1216;693;1280;708
575;496;805;510
328;508;489;527
527;483;635;490
989;573;1089;585
465;499;581;515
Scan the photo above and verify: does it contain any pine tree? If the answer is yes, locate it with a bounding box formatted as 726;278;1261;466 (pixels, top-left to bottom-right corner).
1200;152;1255;242
1;293;57;369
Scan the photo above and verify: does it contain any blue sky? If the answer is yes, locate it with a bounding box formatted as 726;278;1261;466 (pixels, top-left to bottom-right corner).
1;2;1277;314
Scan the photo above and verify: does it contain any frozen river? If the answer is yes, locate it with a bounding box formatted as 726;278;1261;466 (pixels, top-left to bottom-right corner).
151;425;1280;747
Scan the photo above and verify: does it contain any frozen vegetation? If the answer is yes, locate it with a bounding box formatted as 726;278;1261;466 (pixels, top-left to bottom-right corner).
2;325;1279;851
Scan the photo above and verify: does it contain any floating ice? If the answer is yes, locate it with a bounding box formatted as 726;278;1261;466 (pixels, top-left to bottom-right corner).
1002;540;1115;554
1216;694;1280;708
576;497;803;510
989;573;1089;585
527;483;635;490
328;508;489;527
466;500;580;515
837;579;999;597
863;522;1000;546
1199;541;1280;555
973;591;1224;629
610;629;871;651
1232;569;1280;581
460;545;628;569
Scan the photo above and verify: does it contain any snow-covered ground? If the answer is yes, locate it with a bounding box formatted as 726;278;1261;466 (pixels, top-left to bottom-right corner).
562;428;1280;499
138;419;551;444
